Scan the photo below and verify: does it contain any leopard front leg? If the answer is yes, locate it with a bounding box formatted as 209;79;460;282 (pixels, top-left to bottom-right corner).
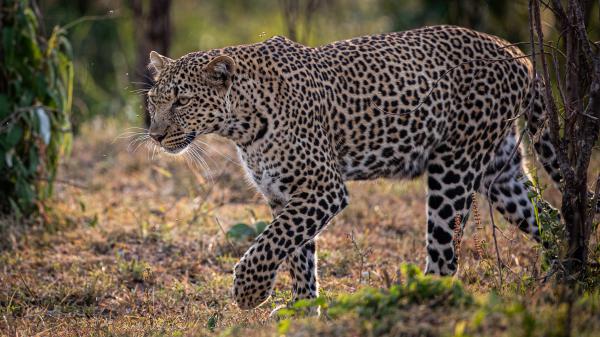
288;240;318;302
269;240;319;319
233;186;348;310
270;200;319;303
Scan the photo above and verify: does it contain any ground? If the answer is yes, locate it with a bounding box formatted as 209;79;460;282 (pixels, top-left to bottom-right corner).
1;119;598;337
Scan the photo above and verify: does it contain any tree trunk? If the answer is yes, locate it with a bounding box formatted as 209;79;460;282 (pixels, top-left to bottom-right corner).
130;0;172;126
279;0;321;44
530;0;600;278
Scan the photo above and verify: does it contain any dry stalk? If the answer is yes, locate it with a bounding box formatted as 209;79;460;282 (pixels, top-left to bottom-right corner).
453;214;463;260
214;217;241;257
471;194;487;259
348;231;370;284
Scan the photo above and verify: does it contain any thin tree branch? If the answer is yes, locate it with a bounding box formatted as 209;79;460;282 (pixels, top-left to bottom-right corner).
531;0;574;182
487;125;529;289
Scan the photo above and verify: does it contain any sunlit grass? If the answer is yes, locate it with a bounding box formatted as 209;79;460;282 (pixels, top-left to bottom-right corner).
0;118;598;336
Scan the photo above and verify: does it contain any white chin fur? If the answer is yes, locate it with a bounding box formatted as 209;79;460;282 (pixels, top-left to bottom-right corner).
162;145;189;156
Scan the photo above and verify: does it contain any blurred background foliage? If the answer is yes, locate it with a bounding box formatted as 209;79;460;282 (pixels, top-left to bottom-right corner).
38;0;389;129
1;0;599;216
0;0;73;214
39;0;598;130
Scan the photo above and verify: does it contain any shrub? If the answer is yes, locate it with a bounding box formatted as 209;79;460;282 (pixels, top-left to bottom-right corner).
276;264;474;336
0;0;73;215
326;264;473;319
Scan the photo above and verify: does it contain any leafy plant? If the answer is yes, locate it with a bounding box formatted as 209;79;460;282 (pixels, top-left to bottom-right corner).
275;264;473;335
206;312;220;332
116;253;152;284
226;220;269;241
0;0;73;215
526;180;567;272
326;264;473;319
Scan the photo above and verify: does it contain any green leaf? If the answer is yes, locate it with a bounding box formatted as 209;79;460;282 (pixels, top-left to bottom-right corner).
28;145;39;174
206;313;218;332
254;220;269;235
277;319;291;335
0;94;8;119
58;35;73;58
226;223;256;241
4;149;14;169
35;108;51;144
8;198;22;218
86;214;99;228
15;178;34;210
2;27;15;65
2;125;23;149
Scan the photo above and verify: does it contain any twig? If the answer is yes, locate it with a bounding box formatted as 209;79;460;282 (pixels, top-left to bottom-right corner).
36;177;88;190
381;268;392;288
214;217;241;257
472;194;487;260
569;0;596;66
0;106;61;134
33;322;65;337
550;41;567;109
531;0;574;182
499;41;572;64
18;272;36;298
62;14;118;31
588;174;600;220
2;314;13;337
453;214;463;262
348;230;369;284
487;125;529;289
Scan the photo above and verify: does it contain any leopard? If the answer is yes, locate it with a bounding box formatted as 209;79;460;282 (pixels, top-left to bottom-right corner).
145;25;566;310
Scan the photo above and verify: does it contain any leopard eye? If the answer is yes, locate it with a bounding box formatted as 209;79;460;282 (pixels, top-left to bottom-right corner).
176;96;190;107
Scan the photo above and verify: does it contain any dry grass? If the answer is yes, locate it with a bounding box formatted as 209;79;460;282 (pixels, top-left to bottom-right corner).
0;118;598;336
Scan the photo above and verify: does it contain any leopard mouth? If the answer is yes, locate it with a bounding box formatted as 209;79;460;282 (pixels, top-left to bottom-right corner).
162;131;197;154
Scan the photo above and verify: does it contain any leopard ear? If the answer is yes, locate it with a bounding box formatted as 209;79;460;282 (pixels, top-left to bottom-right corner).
203;55;236;88
148;51;174;78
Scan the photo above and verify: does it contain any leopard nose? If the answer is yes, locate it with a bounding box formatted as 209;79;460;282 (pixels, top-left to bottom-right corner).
149;131;166;143
149;123;167;143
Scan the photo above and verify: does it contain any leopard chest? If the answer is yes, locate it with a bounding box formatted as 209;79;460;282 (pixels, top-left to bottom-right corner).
237;148;289;207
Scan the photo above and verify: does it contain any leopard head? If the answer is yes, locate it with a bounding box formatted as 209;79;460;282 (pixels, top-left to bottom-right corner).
146;51;236;154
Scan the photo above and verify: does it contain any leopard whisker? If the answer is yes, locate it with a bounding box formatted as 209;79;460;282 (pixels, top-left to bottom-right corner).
130;81;153;88
145;142;155;161
194;139;243;168
188;145;210;172
183;148;204;175
191;142;219;171
186;150;213;186
151;143;159;161
116;131;148;143
128;134;151;153
188;144;215;185
131;136;151;154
